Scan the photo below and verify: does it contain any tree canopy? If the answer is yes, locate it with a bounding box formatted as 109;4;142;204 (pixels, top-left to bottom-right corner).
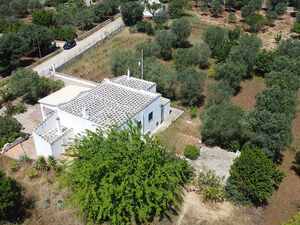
200;102;246;152
58;121;193;225
227;146;285;205
120;2;144;25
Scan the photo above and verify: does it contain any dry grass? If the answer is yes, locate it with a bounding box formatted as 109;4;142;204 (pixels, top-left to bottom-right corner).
0;155;82;225
62;28;149;82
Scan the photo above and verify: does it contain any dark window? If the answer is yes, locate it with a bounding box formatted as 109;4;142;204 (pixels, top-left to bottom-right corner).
148;112;153;122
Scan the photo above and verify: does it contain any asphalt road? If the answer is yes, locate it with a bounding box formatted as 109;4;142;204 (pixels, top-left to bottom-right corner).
33;17;124;76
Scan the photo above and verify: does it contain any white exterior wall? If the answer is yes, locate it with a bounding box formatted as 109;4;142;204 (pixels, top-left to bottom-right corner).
51;129;74;157
122;96;162;134
57;109;98;135
148;84;156;93
33;133;53;157
162;101;171;121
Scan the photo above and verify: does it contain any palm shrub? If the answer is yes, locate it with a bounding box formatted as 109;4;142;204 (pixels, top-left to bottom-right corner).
184;145;200;159
58;121;194;224
34;156;48;171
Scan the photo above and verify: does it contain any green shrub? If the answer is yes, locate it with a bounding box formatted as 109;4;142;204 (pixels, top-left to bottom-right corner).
34;156;48;171
214;40;236;62
136;21;154;35
228;146;285;205
228;12;237;23
0;170;21;220
184;145;200;159
0;84;15;103
32;10;55;27
9;161;18;172
190;107;197;118
198;170;225;202
120;2;144;26
0;116;25;149
206;80;234;107
291;22;300;34
281;211;300;225
50;25;77;41
245;14;267;32
203;25;227;50
255;49;278;75
27;169;38;179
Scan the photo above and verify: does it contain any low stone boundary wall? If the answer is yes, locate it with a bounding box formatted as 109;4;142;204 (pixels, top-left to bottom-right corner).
1;134;30;154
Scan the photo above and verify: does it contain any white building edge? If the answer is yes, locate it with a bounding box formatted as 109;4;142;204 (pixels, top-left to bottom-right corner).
33;73;171;158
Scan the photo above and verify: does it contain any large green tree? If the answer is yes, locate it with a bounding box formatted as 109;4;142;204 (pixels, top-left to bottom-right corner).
18;24;54;55
155;30;176;60
178;68;206;106
120;2;144;25
227;146;285;204
0;170;21;221
200;102;246;151
206;80;234;107
255;85;297;119
202;25;227;50
0;33;28;72
170;18;191;47
245;110;293;159
214;60;247;90
58;122;193;225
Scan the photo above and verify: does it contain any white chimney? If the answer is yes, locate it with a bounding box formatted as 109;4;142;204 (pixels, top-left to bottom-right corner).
127;67;130;79
56;117;62;135
82;107;89;119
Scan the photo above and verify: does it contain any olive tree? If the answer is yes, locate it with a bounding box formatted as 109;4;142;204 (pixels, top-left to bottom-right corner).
206;80;234;106
245;110;293;160
200;102;246;151
120;2;144;25
203;25;227;50
170;18;192;47
178;68;206;106
155;30;176;60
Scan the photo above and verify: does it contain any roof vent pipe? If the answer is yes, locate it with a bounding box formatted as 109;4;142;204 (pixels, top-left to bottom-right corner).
82;107;89;119
56;117;62;135
127;67;130;79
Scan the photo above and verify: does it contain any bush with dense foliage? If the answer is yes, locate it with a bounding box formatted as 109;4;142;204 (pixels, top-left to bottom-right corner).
203;25;227;50
170;18;192;47
245;14;267;32
168;0;191;18
110;50;139;76
155;30;176;60
32;10;55;27
18;24;54;55
198;169;226;202
214;60;247;89
172;48;197;72
245;110;293;159
58;121;193;225
0;33;29;73
135;39;161;58
265;70;300;93
0;116;25;149
10;68;64;103
136;21;154;35
200;102;246;152
193;42;212;68
214;40;236;62
0;170;21;221
255;49;278;75
277;38;300;59
211;0;223;17
178;68;206;106
206;80;234;106
227;146;285;205
255;85;297;119
292;22;300;34
50;25;77;41
184;145;200;159
120;2;144;25
153;9;169;25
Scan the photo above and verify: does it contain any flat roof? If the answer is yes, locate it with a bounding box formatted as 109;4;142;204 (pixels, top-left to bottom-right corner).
38;85;91;106
58;79;161;128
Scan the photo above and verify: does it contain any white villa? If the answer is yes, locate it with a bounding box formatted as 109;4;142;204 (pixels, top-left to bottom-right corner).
33;74;171;157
